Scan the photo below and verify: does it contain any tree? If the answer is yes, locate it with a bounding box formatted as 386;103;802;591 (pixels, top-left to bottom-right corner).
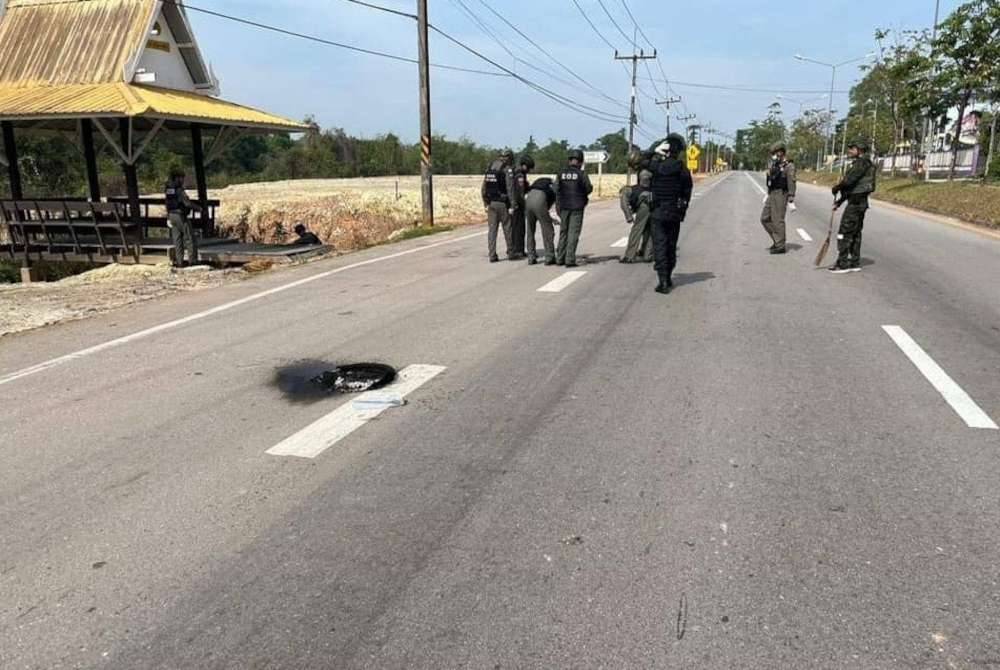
932;0;1000;179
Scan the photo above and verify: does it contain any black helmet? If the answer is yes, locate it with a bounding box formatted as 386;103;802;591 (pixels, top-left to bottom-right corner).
520;154;535;170
500;149;514;161
568;149;584;162
651;133;686;157
847;138;869;152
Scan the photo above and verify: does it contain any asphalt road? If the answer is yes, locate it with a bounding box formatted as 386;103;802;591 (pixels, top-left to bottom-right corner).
2;172;1000;669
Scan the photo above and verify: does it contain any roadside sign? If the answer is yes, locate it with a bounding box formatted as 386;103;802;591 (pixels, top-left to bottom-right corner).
687;145;701;161
583;150;609;164
687;159;699;172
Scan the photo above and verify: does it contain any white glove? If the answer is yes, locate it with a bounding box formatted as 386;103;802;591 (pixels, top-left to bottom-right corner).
762;195;768;205
788;202;797;213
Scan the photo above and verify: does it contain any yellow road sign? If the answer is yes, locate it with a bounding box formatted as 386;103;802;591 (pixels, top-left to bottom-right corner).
687;144;701;161
687;159;699;172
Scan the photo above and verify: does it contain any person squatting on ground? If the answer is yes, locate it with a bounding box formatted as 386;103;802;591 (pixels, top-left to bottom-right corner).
509;155;534;260
164;168;202;269
554;149;594;267
760;142;796;255
829;139;877;274
619;150;655;264
524;175;559;265
481;149;517;263
647;133;693;294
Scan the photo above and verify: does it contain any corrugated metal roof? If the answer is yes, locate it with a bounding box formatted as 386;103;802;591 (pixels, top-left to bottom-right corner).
0;83;310;131
0;0;157;87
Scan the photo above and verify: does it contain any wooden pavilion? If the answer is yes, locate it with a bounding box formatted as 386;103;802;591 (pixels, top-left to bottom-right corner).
0;0;317;274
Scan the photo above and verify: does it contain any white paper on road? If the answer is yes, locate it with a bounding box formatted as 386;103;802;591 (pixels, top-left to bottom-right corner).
882;326;998;430
266;364;447;459
611;237;628;248
537;271;587;293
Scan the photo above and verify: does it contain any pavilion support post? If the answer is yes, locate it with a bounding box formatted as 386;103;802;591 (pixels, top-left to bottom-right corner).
190;123;210;236
2;121;23;200
118;119;141;226
80;119;101;202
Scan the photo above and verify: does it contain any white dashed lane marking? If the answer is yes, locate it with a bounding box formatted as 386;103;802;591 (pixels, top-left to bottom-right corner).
266;364;447;459
797;228;813;242
538;271;587;293
611;236;629;248
882;325;997;430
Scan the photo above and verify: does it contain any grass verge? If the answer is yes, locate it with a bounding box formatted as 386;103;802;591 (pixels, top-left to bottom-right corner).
798;170;1000;229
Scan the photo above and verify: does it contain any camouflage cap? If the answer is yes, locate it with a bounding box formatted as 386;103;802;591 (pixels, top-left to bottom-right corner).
770;142;786;153
847;138;869;152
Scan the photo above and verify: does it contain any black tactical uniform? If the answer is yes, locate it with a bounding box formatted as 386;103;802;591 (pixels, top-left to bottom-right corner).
647;134;693;294
554;150;593;267
510;155;534;260
481;151;516;262
830;140;877;273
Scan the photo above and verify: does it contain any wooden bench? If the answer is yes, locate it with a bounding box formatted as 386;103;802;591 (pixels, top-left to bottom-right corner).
106;196;219;237
0;199;140;261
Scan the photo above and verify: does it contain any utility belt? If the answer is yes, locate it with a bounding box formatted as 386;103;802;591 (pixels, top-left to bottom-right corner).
767;185;787;193
846;193;870;206
488;195;509;204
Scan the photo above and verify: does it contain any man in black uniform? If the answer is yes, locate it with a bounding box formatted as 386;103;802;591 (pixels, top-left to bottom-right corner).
510;155;534;260
481;149;517;262
647;133;693;294
829;139;877;273
554;149;593;267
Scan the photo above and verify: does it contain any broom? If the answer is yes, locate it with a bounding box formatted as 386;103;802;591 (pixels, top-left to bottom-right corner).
814;199;839;267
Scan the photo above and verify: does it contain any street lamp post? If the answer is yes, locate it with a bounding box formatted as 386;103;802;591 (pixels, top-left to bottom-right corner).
795;52;874;171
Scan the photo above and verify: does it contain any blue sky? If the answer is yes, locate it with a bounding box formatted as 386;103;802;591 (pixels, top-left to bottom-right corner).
190;0;961;149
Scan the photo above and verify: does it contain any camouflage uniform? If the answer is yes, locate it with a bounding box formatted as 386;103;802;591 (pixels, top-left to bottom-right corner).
760;144;796;253
621;168;654;262
831;151;877;271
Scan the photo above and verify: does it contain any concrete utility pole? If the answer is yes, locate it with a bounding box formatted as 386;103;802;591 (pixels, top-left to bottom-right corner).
656;96;682;135
615;48;657;185
417;0;434;226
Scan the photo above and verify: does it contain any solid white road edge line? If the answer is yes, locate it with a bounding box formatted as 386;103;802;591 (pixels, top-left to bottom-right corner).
744;171;768;196
538;271;587;293
797;228;814;242
882;325;998;430
0;232;485;387
611;236;629;248
266;364;447;459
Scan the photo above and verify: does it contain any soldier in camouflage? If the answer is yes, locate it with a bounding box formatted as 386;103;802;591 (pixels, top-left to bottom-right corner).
829;139;877;273
619;151;654;263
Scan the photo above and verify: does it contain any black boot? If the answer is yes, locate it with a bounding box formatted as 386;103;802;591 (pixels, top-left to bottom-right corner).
654;276;672;294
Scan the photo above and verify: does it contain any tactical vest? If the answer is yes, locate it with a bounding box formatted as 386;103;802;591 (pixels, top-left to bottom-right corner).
766;160;788;192
649;158;686;219
557;166;588;210
164;181;183;213
482;161;508;202
849;157;877;196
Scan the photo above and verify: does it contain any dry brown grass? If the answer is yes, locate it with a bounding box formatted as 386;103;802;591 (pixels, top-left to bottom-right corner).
211;174;630;252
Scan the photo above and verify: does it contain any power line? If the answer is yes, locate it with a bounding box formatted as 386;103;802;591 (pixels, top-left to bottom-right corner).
474;0;627;110
643;77;850;95
595;0;637;49
570;0;617;51
452;0;628;113
619;0;655;52
178;1;507;76
342;0;415;19
429;24;627;125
